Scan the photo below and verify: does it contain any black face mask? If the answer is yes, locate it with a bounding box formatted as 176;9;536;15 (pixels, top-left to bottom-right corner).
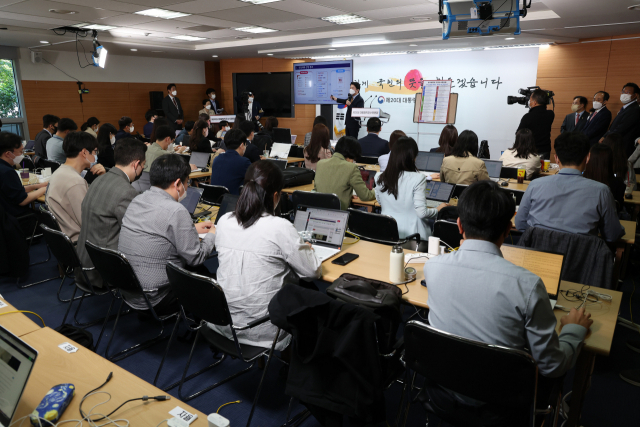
132;164;143;182
52;126;58;134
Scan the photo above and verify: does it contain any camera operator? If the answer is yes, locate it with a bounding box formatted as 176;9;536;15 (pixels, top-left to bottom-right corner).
516;89;555;159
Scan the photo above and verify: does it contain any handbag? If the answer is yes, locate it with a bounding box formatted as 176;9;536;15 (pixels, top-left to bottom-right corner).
478;140;490;159
282;167;315;188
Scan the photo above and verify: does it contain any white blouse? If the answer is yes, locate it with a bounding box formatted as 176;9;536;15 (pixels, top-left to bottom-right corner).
499;149;541;180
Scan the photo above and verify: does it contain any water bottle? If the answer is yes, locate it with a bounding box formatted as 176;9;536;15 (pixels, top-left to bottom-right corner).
389;245;404;284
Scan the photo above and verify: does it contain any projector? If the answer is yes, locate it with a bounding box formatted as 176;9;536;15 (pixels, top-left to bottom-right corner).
439;0;529;40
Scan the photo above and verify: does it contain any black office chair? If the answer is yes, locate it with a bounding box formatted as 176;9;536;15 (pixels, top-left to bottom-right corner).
347;209;420;249
433;220;462;250
39;225;115;350
200;183;230;206
289;145;304;158
131;171;151;193
84;241;180;379
39;159;61;173
501;167;519;179
164;263;280;423
292;191;341;211
357;156;379;165
400;320;560;427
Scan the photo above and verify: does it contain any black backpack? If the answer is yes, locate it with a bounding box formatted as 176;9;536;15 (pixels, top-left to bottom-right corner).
55;324;94;351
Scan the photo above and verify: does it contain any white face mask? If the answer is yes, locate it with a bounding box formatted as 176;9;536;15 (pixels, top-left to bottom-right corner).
11;153;24;165
129;126;134;133
211;94;216;100
621;93;634;104
89;154;98;168
168;143;175;152
178;182;187;202
205;104;211;110
249;98;253;104
171;90;177;96
349;88;356;95
592;101;603;110
225;126;230;131
110;135;116;145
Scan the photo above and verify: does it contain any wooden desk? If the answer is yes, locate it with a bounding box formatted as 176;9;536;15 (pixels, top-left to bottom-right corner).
0;297;42;337
189;170;212;180
287;157;305;164
281;183;314;195
15;327;208;426
620;219;636;245
540;168;559;176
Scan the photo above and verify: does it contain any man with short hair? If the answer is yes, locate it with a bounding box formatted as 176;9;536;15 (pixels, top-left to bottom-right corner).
143;109;157;139
34;114;59;160
516;89;556;159
239;120;261;163
304;116;328;147
600;82;640;155
176;121;194;146
560;96;589;133
143;125;179;172
425;180;592;419
162;83;184;131
206;88;219;114
331;82;365;138
45;132;98;242
115;117;134;142
118;154;215;312
357;118;389;157
76;139;147;287
209;129;251;195
582;91;612;146
516;131;624;242
46;118;78;163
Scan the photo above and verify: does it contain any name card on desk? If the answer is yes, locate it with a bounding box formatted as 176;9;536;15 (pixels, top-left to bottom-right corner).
0;300;7;308
351;108;380;118
210;115;237;123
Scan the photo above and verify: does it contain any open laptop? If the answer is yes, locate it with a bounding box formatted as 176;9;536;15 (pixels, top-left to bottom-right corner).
270;143;292;159
189;152;210;172
501;244;565;309
416;152;444;177
0;325;38;427
483;159;503;182
214;194;240;225
24;140;35;151
425;181;456;208
273;127;292;144
293;205;350;262
267;159;287;171
180;187;209;219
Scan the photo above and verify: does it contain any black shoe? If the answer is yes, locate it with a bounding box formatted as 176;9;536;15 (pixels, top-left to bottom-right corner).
620;369;640;387
627;340;640;354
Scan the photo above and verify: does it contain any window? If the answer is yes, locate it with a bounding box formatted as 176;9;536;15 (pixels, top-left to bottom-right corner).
0;59;21;118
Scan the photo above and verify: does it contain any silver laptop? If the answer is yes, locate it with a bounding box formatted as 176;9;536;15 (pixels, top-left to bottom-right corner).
189;152;210;172
416;152;444;178
425;181;456;208
293;206;350;262
483;159;503;182
270;143;292;159
0;325;38;427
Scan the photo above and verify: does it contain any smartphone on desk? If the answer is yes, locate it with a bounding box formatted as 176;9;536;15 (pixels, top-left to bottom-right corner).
331;253;359;266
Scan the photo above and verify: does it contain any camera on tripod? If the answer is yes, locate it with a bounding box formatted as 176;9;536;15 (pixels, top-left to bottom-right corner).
507;86;555;108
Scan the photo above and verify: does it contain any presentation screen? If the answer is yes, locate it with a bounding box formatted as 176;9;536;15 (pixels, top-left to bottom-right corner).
294;60;354;105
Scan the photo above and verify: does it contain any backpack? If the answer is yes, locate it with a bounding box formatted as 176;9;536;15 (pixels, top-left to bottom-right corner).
478;140;490;159
55;324;94;351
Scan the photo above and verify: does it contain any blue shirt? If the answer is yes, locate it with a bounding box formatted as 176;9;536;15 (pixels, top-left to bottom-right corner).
46;135;65;163
143;122;154;139
209;150;251;195
0;158;30;217
515;168;624;242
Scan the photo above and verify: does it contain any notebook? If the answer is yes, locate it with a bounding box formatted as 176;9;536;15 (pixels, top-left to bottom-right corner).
425;182;456;208
189;152;210;171
0;325;38;427
416;152;445;177
180;187;208;218
293;205;350;262
483;159;503;182
269;143;292;159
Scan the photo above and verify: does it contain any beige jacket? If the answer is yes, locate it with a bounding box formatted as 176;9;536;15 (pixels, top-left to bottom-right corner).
440;153;490;185
199;108;215;116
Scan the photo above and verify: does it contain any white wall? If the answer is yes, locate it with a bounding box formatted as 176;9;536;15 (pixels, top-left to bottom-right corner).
17;48;205;84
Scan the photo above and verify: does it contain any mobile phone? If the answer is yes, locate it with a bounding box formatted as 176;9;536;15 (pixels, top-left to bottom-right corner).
331;253;359;266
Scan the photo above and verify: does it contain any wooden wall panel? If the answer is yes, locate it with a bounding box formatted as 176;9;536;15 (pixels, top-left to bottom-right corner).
537;42;611;79
204;61;221;107
23;81;84;140
81;82;131;131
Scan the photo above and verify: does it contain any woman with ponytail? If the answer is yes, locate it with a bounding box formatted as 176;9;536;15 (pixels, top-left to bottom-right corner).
209;160;321;350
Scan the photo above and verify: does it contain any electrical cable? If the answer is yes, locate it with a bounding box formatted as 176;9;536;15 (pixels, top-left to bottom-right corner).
344;230;360;244
217;400;241;413
28;48;81;82
75;33;93;69
0;310;45;327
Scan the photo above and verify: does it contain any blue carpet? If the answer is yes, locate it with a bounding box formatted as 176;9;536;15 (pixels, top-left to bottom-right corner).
2;238;640;427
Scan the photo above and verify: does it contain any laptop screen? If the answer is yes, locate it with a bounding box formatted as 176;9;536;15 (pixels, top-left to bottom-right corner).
416;152;444;172
25;140;35;150
273;128;292;144
180;187;204;214
215;194;239;225
267;159;287;171
189;152;210;169
293;206;349;248
0;325;37;427
425;182;455;202
270;143;292;159
500;245;565;298
483;159;503;178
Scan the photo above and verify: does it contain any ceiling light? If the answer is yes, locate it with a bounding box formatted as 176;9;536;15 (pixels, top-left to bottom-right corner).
135;8;190;19
74;23;118;31
212;55;218;57
409;44;418;46
505;37;515;40
628;5;640;10
40;41;49;44
239;0;283;4
564;21;640;29
49;9;78;14
331;40;390;48
267;53;273;55
321;14;371;25
130;49;137;51
308;54;354;59
410;17;432;21
328;48;336;50
170;35;207;41
235;26;278;33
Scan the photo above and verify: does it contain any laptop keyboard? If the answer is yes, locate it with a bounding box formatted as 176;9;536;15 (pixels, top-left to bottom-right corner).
426;200;441;208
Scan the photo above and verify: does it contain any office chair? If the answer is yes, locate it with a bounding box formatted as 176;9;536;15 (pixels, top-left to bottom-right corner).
289;145;304;158
292;191;341;211
433;220;462;250
501;166;519;179
357;156;379;165
131;171;151;193
40;158;61;173
200;183;230;206
399;320;560;427
347;209;420;249
451;184;468;199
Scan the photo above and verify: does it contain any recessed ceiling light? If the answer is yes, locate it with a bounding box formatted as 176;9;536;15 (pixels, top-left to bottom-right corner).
628;4;640;10
410;16;432;21
505;37;515;40
74;23;118;31
239;0;283;4
328;48;336;50
170;35;206;41
321;14;371;25
49;9;78;14
267;53;273;55
409;44;418;46
235;26;278;33
40;41;49;44
135;8;190;19
212;55;218;57
130;48;137;51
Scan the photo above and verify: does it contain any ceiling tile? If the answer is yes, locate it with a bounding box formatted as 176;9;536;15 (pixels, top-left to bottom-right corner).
129;19;195;33
361;3;438;20
124;0;193;7
0;10;79;26
97;14;160;26
380;16;438;26
263;0;344;18
268;18;334;31
2;0;122;21
174;15;245;28
302;0;427;14
168;0;249;14
204;5;309;25
0;17;58;29
0;0;23;8
183;28;246;38
47;0;146;13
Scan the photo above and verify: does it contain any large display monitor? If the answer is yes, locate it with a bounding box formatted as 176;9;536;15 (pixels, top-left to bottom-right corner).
294;60;354;105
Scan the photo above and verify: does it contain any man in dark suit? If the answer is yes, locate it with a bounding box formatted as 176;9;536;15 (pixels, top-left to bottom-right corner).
234;92;264;132
75;138;147;287
357;118;389;157
600;83;640;155
516;89;555;159
161;83;184;131
560;96;589;134
209;129;251;195
34;114;59;161
206;88;219;114
331;82;365;139
582;91;612;146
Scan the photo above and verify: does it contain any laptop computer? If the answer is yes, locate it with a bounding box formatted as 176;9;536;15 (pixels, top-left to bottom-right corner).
214;194;240;225
273;128;292;144
501;244;565;309
267;159;287;171
416;152;444;177
425;182;456;208
0;325;38;427
24;140;35;150
270;143;292;159
293;205;350;262
483;159;503;182
189;152;210;172
180;187;209;219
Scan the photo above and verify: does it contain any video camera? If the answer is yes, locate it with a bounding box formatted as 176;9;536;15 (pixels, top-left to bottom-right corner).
507;86;555;109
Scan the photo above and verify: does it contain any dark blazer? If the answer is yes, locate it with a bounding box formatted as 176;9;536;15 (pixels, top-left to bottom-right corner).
161;95;184;130
560;111;589;133
516;105;555;154
193;138;213;154
336;94;365;129
34;129;52;159
243;140;261;163
114;129;130;142
582;106;612;146
209;150;251;195
75;167;139;287
358;133;390;157
603;102;640;155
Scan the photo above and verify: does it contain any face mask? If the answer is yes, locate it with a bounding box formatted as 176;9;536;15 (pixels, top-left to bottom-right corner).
87;152;98;168
132;164;142;182
211;94;216;100
110;135;116;145
592;101;603;110
225;126;230;131
621;93;633;104
171;91;177;96
168;143;175;152
178;182;187;202
129;126;134;133
349;89;355;95
205;104;211;110
571;104;579;113
11;153;24;165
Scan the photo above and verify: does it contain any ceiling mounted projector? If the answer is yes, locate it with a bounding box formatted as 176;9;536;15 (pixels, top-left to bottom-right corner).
438;0;531;40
